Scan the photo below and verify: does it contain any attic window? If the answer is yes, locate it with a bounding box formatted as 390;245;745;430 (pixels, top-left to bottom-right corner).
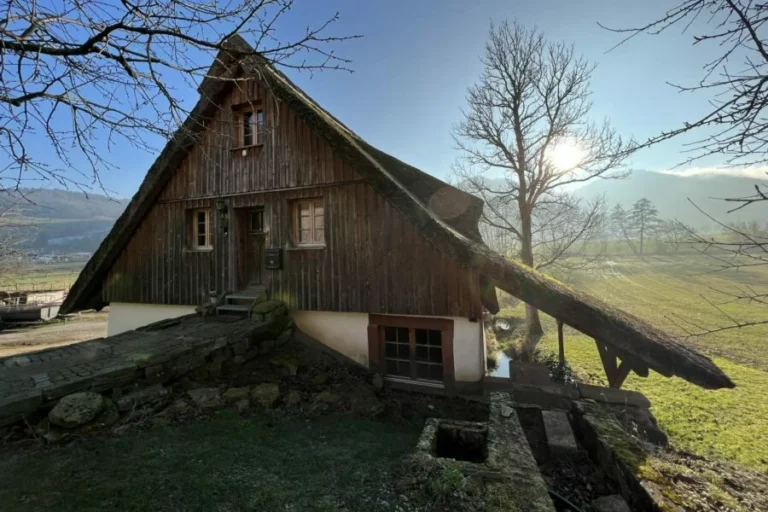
235;104;264;148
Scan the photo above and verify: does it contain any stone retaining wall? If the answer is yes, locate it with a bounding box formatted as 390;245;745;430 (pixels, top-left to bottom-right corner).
0;301;294;428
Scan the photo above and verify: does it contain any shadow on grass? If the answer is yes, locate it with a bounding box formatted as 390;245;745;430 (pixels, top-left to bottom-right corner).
0;411;418;512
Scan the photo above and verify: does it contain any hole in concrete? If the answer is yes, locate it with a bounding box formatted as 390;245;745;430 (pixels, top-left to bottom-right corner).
435;422;488;463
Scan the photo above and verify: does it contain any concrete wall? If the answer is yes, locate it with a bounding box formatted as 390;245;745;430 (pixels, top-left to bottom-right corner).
107;302;197;336
292;311;371;367
293;310;485;382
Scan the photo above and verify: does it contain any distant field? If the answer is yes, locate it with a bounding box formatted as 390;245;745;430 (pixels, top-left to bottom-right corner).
497;254;768;472
0;262;83;292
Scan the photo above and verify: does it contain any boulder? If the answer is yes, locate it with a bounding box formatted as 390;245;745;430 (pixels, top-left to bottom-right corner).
187;388;223;410
117;384;171;412
49;392;105;429
349;387;385;417
284;390;302;408
312;373;329;386
234;399;250;414
222;387;251;403
311;390;342;412
158;398;193;419
270;354;298;376
251;383;280;408
87;398;120;429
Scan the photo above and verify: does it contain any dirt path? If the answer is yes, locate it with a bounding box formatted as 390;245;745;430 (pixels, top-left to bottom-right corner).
0;313;107;358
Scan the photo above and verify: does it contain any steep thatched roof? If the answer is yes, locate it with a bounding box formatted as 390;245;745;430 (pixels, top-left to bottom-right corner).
62;36;734;390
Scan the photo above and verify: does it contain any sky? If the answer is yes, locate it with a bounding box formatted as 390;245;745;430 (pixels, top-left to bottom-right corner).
12;0;735;198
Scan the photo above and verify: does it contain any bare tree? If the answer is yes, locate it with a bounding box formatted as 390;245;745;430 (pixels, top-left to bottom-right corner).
603;0;768;167
453;21;632;356
0;0;359;195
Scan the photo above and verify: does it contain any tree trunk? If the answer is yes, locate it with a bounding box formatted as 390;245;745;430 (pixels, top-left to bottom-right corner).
519;206;544;360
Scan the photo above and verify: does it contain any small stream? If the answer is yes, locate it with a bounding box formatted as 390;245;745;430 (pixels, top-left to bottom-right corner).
490;349;512;378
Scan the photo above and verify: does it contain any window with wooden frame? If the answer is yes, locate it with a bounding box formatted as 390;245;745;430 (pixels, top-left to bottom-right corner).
248;208;264;233
191;208;212;250
233;103;264;148
368;315;455;391
291;198;324;247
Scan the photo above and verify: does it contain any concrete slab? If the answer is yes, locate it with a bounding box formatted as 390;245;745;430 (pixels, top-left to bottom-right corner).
541;410;579;455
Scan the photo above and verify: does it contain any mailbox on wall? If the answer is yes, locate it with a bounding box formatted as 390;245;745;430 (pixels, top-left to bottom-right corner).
265;248;283;270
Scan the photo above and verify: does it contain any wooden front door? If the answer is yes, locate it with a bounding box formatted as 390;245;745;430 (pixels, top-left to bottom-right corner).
239;208;265;289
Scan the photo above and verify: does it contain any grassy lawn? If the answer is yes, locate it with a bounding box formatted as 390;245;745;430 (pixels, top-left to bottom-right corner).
0;412;418;512
0;262;82;292
497;254;768;472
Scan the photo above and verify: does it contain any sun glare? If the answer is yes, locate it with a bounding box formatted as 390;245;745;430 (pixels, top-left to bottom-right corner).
548;139;584;172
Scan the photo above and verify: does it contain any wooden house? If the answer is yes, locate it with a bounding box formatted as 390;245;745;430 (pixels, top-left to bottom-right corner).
63;36;735;394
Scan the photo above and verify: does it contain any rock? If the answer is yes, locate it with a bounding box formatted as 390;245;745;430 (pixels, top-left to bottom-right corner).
592;495;631;512
372;373;384;391
49;392;105;429
284;390;302;408
500;404;515;418
250;383;280;408
313;390;342;405
542;410;579;455
88;398;120;429
270;354;298;376
187;387;223;410
349;387;385;417
312;373;329;386
159;398;193;419
234;399;250;414
222;387;251;403
117;384;171;412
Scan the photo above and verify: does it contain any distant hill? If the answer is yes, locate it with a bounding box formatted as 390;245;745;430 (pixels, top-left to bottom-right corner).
0;188;127;255
0;188;127;220
573;170;768;230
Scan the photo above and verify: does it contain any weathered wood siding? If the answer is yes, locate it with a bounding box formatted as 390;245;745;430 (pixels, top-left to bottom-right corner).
104;79;483;319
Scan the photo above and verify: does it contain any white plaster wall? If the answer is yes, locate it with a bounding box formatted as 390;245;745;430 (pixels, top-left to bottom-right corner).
107;302;197;336
292;311;370;367
452;317;485;382
293;311;484;382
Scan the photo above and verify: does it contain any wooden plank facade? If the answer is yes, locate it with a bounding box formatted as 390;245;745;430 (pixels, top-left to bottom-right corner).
103;78;483;319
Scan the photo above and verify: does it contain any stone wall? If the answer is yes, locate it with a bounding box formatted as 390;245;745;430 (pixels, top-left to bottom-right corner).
0;301;294;429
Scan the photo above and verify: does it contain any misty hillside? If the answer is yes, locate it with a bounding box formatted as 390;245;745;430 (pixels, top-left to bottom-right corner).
0;188;127;220
0;188;127;254
573;170;768;229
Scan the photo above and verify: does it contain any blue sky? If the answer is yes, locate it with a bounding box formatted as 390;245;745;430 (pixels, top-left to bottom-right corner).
20;0;727;197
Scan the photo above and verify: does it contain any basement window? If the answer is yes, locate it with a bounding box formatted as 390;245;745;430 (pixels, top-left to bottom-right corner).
369;315;455;389
192;208;212;250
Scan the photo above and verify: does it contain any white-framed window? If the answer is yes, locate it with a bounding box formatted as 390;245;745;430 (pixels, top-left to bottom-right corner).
291;198;324;247
239;108;264;147
192;208;212;250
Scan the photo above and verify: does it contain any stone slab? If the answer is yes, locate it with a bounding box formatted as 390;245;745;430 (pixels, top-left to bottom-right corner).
541;410;579;455
511;383;573;410
578;384;651;408
509;362;552;386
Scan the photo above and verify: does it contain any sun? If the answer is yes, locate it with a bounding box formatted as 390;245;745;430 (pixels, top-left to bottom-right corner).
547;138;584;172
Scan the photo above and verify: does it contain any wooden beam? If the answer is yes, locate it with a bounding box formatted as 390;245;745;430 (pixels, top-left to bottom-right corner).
595;339;618;386
557;319;565;365
611;360;632;389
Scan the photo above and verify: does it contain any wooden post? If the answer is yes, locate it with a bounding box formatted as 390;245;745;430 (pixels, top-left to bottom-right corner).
557;319;565;365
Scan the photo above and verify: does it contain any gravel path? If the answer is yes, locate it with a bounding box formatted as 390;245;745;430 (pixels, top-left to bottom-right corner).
0;313;107;358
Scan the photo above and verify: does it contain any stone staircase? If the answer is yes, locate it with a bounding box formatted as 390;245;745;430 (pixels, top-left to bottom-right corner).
216;286;266;318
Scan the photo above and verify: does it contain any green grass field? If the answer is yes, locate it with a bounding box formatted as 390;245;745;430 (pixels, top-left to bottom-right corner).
498;254;768;472
0;262;83;292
